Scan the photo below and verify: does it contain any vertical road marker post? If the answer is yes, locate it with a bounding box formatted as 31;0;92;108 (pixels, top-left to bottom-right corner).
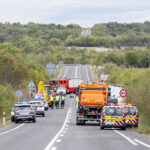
3;112;5;126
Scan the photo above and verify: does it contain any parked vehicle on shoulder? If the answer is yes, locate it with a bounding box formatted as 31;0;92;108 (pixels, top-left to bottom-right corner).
100;106;126;130
14;104;36;123
29;101;45;117
124;105;138;128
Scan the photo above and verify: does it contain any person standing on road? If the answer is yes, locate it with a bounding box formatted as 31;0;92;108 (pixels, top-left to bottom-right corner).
55;95;60;109
76;95;79;109
51;95;55;109
61;94;66;109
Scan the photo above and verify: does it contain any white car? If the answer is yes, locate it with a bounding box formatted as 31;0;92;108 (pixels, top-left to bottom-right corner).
41;100;49;111
56;86;66;95
29;101;45;117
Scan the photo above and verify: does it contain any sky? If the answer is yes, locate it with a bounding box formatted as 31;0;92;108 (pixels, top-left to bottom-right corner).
0;0;150;27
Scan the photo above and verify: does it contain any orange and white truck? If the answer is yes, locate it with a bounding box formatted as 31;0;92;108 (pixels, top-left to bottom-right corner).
76;83;111;125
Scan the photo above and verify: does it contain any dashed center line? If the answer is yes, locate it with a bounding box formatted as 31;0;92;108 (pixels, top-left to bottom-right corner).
44;108;71;150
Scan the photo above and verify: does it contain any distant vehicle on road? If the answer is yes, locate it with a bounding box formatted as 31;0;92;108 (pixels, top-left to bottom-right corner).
124;105;138;128
56;86;66;95
100;106;126;130
49;78;83;93
14;104;36;123
29;101;45;117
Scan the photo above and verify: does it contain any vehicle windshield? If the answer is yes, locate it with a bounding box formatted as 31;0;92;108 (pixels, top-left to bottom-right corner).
105;107;123;116
125;107;136;115
49;80;59;85
18;105;31;110
58;86;65;90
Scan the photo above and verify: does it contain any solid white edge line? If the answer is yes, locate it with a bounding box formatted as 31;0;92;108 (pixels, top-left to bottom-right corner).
85;65;90;82
90;66;95;81
75;66;78;78
63;66;69;79
44;108;71;150
134;139;150;148
51;146;57;150
114;130;138;146
0;123;25;135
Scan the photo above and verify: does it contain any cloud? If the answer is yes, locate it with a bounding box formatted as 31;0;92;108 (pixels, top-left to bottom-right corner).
0;0;150;27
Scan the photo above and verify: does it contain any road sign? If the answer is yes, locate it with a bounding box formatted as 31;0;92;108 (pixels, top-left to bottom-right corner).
120;89;127;97
46;63;56;74
100;74;109;81
16;90;22;98
28;80;36;91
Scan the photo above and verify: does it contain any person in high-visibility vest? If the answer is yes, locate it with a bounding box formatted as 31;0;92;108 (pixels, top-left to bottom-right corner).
55;95;60;109
61;95;66;109
51;96;55;109
76;96;79;109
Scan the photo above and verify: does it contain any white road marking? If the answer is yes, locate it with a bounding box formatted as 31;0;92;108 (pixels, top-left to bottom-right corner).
51;146;57;150
63;66;69;78
44;108;71;150
56;139;61;143
57;67;63;79
75;66;78;78
0;123;25;135
85;66;90;82
60;134;64;137
134;139;150;148
114;130;138;146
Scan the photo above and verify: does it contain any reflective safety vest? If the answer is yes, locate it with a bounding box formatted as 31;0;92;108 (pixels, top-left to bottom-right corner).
56;96;60;102
62;96;65;101
76;96;79;109
51;97;54;102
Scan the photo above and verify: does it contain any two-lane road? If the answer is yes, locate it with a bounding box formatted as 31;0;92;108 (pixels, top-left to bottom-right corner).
0;65;150;150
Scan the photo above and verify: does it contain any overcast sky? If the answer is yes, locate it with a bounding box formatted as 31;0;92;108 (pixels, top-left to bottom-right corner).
0;0;150;27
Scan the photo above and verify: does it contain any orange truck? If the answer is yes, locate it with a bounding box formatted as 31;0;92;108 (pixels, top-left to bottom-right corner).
76;83;111;125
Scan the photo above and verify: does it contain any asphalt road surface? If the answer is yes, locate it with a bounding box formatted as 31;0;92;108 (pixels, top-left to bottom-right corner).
0;65;150;150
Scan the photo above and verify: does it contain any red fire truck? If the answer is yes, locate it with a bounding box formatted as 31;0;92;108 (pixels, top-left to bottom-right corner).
49;78;83;93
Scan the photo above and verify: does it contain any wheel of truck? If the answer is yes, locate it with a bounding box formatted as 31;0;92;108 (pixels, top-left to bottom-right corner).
33;118;36;123
81;120;85;125
76;118;80;125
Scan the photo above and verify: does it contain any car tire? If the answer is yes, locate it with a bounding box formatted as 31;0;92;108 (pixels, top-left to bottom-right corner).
33;118;36;123
42;113;45;117
11;117;14;122
121;126;126;130
15;119;18;124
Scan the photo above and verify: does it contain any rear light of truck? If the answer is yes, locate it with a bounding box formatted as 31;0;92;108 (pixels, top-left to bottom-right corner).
77;113;83;116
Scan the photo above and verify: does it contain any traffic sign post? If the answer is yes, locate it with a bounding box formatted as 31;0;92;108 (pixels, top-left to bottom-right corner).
28;80;36;97
120;89;127;97
16;90;23;102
